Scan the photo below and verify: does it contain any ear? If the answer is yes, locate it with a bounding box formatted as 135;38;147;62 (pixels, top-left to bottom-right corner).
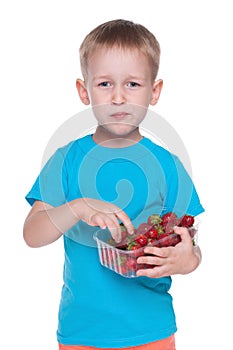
150;79;163;106
76;79;90;105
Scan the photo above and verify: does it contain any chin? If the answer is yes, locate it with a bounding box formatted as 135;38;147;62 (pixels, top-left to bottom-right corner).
106;125;138;137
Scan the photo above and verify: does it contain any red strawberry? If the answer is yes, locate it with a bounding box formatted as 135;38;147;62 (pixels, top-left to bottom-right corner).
180;215;194;228
163;221;178;235
129;244;144;258
125;257;137;271
136;223;154;235
148;238;160;247
161;212;177;227
158;233;174;247
158;232;181;247
162;213;181;234
147;227;159;239
135;234;148;247
130;244;143;250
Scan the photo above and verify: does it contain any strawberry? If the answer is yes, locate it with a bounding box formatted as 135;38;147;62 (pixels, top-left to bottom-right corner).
136;223;154;235
125;257;137;271
180;215;194;228
148;238;160;247
161;212;181;235
130;244;143;251
147;227;159;239
157;233;174;247
135;234;148;247
103;211;196;276
129;244;144;258
161;212;177;228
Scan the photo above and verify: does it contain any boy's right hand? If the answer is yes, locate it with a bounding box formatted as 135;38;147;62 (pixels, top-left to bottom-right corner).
73;198;135;243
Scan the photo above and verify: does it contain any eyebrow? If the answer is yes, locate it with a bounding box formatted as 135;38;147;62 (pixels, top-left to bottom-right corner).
92;75;112;81
92;75;146;81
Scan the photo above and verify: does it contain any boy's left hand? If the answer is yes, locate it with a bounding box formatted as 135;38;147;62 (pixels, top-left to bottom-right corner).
136;226;201;278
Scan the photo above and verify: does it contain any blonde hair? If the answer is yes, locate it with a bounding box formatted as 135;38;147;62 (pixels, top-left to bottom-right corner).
79;19;161;81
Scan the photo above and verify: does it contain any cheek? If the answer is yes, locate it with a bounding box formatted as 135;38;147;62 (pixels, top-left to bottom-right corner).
129;99;148;117
88;89;110;105
92;104;110;122
130;89;152;105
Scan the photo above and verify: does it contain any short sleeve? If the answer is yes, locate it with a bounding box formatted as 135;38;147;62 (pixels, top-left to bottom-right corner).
25;148;68;207
163;155;204;217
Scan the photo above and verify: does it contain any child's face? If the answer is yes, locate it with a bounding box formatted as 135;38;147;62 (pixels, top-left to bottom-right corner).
77;46;162;140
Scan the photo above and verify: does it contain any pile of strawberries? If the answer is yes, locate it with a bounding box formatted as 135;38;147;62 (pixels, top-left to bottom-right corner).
105;212;196;275
112;212;195;250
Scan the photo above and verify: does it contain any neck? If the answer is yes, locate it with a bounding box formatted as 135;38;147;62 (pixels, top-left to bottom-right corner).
92;126;143;148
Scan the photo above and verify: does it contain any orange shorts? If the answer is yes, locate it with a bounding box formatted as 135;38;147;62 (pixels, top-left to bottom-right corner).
58;334;175;350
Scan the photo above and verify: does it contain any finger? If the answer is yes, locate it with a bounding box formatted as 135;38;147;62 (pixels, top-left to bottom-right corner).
88;213;106;228
103;213;125;243
137;267;157;278
98;220;121;243
92;215;122;243
143;246;170;258
137;266;169;278
94;217;122;243
89;211;122;243
108;222;122;243
173;226;192;243
137;255;164;266
114;210;135;235
107;226;122;243
107;214;124;243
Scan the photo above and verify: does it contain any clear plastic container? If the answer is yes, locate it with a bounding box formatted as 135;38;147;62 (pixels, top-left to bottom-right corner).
94;225;198;278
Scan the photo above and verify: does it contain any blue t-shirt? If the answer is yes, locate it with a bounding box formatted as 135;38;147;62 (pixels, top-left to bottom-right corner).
26;135;204;348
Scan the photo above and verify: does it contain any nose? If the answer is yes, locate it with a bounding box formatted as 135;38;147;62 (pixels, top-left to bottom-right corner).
111;86;126;105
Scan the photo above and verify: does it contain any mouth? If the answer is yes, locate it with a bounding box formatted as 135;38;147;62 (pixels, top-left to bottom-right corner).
110;112;129;120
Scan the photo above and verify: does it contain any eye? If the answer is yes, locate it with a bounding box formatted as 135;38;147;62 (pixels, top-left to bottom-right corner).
127;82;140;88
98;81;112;87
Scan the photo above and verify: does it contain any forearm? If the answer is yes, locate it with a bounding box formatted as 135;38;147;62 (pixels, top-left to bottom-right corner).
24;197;134;248
23;200;81;248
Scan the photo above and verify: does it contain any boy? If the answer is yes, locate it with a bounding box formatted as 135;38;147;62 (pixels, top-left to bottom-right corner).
24;19;204;349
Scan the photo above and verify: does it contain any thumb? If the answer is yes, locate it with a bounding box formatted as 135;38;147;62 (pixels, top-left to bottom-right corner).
173;226;191;243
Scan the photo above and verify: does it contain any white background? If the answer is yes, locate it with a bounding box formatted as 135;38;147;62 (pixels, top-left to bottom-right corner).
1;0;232;349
